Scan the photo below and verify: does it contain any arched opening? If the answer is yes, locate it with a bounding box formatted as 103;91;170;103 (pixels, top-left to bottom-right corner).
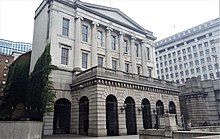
142;98;152;129
79;96;89;135
53;98;71;134
106;95;119;136
169;101;176;114
155;100;164;129
125;97;137;135
156;100;164;115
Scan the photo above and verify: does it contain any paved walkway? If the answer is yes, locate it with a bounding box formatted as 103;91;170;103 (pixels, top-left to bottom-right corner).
43;135;139;139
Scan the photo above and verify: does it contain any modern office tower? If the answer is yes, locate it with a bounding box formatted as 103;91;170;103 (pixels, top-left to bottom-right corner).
0;39;32;56
155;17;220;84
29;0;181;136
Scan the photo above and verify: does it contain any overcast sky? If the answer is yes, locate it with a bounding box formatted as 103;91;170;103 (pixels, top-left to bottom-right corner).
0;0;219;43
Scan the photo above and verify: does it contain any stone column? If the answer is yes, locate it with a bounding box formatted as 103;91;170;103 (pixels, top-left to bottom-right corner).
106;27;113;69
119;32;125;71
91;21;99;67
74;16;83;69
151;43;157;78
130;36;137;74
141;40;148;76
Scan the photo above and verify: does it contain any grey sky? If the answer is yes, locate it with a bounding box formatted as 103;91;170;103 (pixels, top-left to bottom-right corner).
0;0;219;43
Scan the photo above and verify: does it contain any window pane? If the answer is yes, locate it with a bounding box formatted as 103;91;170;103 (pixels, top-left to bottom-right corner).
61;48;69;65
98;56;103;67
82;25;88;42
82;53;88;69
97;31;103;47
62;18;69;36
111;36;116;50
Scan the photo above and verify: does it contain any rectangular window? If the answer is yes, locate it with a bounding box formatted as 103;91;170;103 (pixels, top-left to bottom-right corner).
112;60;117;70
98;56;103;67
191;69;194;74
199;51;204;56
202;66;206;71
125;63;129;72
124;40;128;53
205;49;210;55
61;47;69;65
192;45;197;51
201;58;205;64
177;50;181;55
196;67;200;73
148;67;152;77
210;73;214;79
187;47;191;53
137;66;141;75
164;61;167;66
204;42;208;47
136;44;139;57
188;54;192;59
172;52;176;57
182;49;186;54
146;47;150;60
211;47;216;53
97;31;103;47
178;57;182;62
210;40;215;45
82;52;88;69
198;44;202;49
203;74;208;80
208;65;212;70
195;60;199;65
111;36;116;50
207;57;211;62
62;18;69;36
189;61;193;67
82;25;88;42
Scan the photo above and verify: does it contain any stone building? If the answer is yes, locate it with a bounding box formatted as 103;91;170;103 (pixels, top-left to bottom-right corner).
30;0;181;136
179;77;220;126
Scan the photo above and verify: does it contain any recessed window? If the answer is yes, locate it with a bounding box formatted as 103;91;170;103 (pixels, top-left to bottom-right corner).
82;52;88;69
146;47;150;60
112;60;117;70
125;63;129;72
98;56;103;67
136;44;139;57
97;31;103;47
111;35;116;50
61;47;69;65
82;25;88;42
124;40;128;53
137;66;141;75
62;18;69;37
147;67;152;77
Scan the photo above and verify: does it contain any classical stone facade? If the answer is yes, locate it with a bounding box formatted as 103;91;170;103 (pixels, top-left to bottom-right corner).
30;0;181;136
179;77;220;126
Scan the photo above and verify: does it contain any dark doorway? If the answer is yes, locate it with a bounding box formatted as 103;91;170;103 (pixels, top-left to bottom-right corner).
125;97;137;135
106;95;119;136
155;100;164;129
169;101;176;114
79;96;89;135
142;98;152;129
53;98;71;134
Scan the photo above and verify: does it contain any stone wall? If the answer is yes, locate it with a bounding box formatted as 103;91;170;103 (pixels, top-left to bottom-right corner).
0;121;43;139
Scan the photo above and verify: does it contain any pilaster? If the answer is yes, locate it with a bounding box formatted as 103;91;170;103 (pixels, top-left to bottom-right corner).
119;31;125;71
131;36;137;74
91;21;99;67
74;16;83;69
106;27;113;69
141;40;148;76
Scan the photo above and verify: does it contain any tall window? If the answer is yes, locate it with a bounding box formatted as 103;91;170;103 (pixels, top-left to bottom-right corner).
62;18;69;36
82;52;88;69
146;47;150;60
111;36;116;50
98;56;103;67
125;63;129;72
61;47;69;65
137;66;141;75
136;44;139;57
124;40;128;53
147;67;152;77
112;60;117;70
82;25;88;42
97;31;103;47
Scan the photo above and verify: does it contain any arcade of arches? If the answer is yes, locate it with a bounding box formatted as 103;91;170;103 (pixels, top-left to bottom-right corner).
52;95;179;136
